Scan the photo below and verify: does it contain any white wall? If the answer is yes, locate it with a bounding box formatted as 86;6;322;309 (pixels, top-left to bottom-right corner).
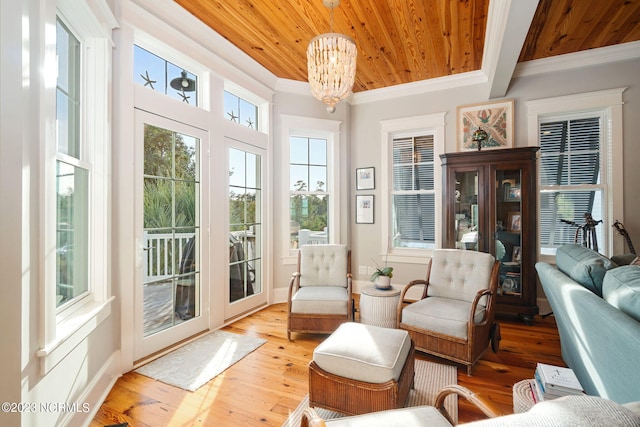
344;58;640;302
0;1;120;426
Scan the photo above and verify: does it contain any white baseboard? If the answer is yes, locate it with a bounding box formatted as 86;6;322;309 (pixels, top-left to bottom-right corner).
63;350;122;427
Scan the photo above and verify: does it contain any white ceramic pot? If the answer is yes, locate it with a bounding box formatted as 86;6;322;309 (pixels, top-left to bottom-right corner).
374;275;392;290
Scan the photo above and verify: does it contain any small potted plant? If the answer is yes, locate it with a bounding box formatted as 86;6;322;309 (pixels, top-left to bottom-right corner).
370;262;393;290
370;233;400;290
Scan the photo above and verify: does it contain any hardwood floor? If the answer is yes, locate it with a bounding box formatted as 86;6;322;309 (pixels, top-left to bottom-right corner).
91;302;563;426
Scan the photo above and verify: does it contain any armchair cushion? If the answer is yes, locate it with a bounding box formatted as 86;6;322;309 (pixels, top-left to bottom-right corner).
299;244;349;287
429;250;496;303
290;286;349;315
402;297;485;339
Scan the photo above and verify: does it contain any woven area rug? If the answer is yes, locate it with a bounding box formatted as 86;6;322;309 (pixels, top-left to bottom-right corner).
281;359;457;426
135;330;266;392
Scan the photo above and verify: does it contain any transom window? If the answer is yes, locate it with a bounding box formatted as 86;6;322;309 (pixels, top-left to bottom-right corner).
133;45;199;105
224;90;258;129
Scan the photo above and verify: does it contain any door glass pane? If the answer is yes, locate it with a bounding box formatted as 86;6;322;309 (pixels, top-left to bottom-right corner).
143;124;200;336
229;148;262;303
454;171;479;251
495;169;522;296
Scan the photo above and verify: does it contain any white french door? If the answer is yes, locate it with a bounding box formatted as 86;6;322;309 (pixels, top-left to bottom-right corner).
225;138;267;319
134;110;210;360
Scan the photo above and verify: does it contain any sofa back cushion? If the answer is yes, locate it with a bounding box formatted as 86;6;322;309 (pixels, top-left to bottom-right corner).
603;266;640;322
555;244;617;296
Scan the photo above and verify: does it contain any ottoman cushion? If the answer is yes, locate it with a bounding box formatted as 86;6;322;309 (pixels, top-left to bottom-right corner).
313;322;412;384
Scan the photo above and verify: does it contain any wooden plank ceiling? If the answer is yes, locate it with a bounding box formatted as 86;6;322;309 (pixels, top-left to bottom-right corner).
174;0;640;93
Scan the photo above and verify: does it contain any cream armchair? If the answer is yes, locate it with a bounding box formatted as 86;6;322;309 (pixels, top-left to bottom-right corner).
287;244;353;340
397;249;500;375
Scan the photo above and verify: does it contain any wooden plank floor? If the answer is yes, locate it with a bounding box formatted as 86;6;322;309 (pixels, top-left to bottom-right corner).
91;301;563;426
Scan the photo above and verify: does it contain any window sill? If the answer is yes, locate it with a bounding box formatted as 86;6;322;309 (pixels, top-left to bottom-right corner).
36;296;115;375
386;250;434;265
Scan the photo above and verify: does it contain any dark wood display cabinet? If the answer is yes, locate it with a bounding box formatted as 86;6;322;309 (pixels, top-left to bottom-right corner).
440;147;539;323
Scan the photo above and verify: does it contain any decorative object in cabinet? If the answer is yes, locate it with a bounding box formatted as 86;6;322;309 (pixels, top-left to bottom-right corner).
441;147;539;323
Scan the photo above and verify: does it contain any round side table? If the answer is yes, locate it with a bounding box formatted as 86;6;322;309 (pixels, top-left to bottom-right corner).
359;286;401;328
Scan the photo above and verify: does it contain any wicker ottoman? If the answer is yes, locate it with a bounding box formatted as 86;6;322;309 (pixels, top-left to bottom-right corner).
309;322;415;416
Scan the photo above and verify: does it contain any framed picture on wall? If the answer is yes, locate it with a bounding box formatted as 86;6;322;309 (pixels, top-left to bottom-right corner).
356;167;375;190
457;99;514;151
356;195;374;224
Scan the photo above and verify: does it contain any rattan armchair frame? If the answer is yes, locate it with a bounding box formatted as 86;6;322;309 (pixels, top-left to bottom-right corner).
287;247;354;341
397;255;500;375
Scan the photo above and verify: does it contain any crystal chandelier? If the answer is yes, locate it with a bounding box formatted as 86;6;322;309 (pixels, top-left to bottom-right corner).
307;0;357;113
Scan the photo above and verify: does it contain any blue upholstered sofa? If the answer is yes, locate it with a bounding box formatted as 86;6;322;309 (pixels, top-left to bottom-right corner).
535;244;640;404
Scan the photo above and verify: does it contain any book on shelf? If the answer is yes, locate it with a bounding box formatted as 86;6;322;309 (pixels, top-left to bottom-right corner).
535;363;584;397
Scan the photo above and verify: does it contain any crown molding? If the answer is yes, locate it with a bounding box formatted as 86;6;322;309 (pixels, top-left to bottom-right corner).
514;41;640;78
274;78;310;96
349;70;487;105
275;69;488;105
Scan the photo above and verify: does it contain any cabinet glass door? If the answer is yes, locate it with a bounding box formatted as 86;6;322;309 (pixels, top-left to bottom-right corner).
454;171;479;251
495;169;523;296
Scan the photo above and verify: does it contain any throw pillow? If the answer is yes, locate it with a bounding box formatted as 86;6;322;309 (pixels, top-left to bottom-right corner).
555;244;617;297
603;266;640;322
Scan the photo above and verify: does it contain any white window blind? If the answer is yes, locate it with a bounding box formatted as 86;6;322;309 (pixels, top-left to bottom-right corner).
539;116;604;253
391;135;436;248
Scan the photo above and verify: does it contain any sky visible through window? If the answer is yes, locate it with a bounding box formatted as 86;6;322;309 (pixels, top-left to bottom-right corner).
133;45;198;105
133;45;258;129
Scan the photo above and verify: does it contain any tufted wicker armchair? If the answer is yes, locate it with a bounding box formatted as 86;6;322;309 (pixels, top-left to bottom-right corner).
287;244;353;341
397;249;500;375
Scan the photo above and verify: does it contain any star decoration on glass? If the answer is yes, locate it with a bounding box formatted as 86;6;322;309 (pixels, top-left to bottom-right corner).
178;90;190;103
227;111;238;122
246;118;254;128
140;70;156;89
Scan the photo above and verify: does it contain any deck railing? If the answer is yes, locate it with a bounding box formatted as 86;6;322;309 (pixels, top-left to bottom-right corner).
144;231;195;282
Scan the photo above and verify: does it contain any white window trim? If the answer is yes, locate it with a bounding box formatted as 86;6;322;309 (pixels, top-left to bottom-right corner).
134;32;212;113
38;0;115;375
280;114;342;264
224;81;270;135
527;88;626;261
380;113;446;264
